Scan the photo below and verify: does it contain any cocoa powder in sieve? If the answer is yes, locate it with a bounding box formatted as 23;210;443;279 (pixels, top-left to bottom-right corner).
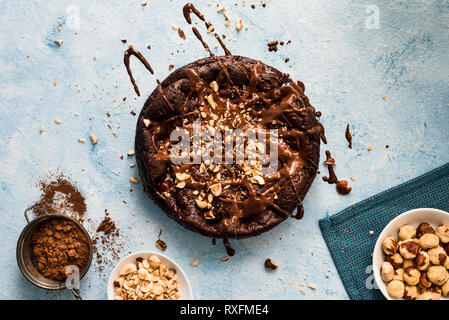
30;218;90;281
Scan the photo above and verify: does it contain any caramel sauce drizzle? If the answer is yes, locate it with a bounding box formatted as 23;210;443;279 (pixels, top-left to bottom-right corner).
345;124;352;149
123;46;154;96
149;60;323;221
183;3;231;56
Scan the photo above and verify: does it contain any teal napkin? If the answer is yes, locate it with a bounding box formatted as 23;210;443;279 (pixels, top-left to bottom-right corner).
319;163;449;300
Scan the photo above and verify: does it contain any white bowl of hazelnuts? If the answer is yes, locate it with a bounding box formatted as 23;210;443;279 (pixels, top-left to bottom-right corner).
373;208;449;300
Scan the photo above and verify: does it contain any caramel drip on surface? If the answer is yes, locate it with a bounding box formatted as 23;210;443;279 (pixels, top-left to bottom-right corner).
182;3;231;56
322;150;338;184
345;124;352;149
124;46;154;96
223;238;235;256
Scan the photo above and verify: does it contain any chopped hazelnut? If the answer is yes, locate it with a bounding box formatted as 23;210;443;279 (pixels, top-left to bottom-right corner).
89;133;98;145
264;258;278;270
119;263;137;275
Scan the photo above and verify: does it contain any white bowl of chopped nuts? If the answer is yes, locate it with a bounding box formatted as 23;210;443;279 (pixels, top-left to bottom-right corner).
373;208;449;300
107;251;193;300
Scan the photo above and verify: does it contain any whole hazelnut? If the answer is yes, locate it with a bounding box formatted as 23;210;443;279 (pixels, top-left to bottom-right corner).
427;265;448;286
436;224;449;243
419;233;440;249
393;268;404;281
403;267;420;285
418;271;432;289
381;262;394;282
382;237;398;256
336;180;351;195
398;225;416;241
386;253;403;269
428;246;448;265
418;289;441;300
403;285;418;300
416;222;435;238
399;239;420;259
442;280;449;296
386;280;404;299
414;251;430;271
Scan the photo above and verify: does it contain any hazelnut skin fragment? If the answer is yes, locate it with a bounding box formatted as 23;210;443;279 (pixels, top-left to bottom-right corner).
382;237;398;256
387;280;405;299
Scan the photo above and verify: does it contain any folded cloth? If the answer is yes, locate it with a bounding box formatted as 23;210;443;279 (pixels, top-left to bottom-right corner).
319;163;449;300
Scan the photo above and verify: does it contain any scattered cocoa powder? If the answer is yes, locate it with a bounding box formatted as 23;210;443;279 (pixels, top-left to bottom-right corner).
30;218;90;281
34;175;86;222
92;210;122;273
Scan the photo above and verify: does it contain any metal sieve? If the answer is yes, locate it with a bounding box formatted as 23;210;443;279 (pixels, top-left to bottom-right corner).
16;204;93;300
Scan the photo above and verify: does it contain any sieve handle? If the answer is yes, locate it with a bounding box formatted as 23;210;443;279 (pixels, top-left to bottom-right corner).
71;288;82;300
24;203;48;223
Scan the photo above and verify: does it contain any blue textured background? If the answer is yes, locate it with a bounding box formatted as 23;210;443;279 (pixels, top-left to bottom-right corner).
0;0;448;300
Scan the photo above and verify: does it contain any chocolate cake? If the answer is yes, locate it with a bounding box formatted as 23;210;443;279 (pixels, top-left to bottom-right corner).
134;54;323;238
